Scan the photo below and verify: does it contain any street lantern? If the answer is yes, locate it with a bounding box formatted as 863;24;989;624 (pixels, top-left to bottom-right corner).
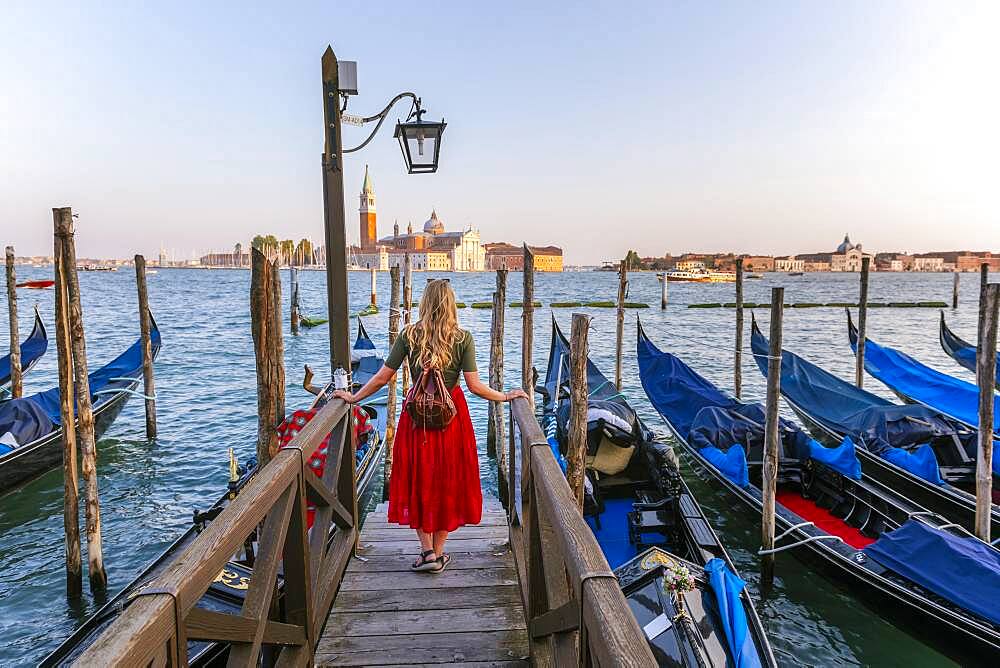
394;107;446;174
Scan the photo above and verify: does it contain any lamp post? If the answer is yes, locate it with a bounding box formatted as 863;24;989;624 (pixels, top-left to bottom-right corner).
320;45;445;376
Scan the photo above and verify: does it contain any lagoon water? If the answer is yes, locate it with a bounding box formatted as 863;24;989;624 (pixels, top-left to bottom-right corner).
0;266;988;666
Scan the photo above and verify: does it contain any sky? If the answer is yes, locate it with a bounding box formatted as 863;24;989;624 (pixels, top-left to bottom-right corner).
2;1;998;264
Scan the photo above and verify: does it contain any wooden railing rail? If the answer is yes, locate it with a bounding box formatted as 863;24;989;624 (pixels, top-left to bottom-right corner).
75;398;358;667
506;397;655;667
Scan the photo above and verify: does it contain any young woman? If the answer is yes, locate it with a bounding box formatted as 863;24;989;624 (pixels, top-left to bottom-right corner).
334;279;527;573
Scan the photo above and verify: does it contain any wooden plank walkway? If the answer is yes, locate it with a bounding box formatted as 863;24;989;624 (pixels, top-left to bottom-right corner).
315;500;529;667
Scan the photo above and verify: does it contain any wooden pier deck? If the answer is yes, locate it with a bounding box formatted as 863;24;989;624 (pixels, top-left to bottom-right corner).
315;499;529;667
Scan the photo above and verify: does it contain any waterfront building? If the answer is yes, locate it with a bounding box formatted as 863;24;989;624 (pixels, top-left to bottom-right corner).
355;247;390;271
379;210;486;271
387;249;451;271
956;253;1000;272
913;256;945;272
199;250;250;267
740;255;775;272
774;256;805;272
484;243;563;271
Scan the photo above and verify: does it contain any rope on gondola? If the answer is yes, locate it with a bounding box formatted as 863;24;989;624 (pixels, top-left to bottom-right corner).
758;534;844;555
92;388;156;401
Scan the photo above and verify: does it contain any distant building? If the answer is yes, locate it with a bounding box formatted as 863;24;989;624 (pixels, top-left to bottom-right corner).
774;256;804;272
956;253;1000;272
378;210;486;271
200;250;249;267
359;166;377;250
741;255;774;272
913;256;945;272
387;249;452;271
484;243;563;271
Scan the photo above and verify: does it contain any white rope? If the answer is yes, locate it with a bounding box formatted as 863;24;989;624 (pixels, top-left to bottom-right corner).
93;388;156;401
758;534;844;555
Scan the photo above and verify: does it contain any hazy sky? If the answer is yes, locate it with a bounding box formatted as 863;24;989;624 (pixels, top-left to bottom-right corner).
3;1;998;264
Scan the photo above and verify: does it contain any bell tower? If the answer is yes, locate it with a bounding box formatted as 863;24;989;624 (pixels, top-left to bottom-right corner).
359;165;377;249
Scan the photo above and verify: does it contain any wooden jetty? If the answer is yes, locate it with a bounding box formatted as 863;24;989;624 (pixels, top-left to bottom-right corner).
315;500;528;666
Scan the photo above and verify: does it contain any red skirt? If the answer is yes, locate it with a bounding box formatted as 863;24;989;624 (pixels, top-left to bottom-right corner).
388;385;483;532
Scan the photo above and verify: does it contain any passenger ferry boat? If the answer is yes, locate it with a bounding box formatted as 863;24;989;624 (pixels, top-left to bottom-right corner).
659;268;736;283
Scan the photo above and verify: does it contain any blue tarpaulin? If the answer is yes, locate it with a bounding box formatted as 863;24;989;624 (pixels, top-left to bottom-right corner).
865;520;1000;626
803;436;862;480
701;445;750;487
940;313;1000;389
750;323;985;478
0;398;54;447
705;558;761;668
883;445;945;485
0;311;47;387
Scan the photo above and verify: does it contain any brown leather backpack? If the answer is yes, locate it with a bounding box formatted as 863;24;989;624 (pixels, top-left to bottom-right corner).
405;367;457;430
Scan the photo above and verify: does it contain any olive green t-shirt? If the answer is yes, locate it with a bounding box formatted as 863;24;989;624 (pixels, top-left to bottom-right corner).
385;328;477;389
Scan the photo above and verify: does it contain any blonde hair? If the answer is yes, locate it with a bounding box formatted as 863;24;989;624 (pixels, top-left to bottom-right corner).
406;279;463;369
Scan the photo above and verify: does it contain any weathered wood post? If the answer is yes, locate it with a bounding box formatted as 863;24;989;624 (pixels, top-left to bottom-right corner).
369;267;377;308
52;219;81;598
522;244;535;406
855;256;870;388
567;313;591;511
401;254;413;397
953;272;960;310
982;263;990;304
975;284;999;542
735;257;744;399
382;265;401;502
4;246;20;398
133;255;156;439
54;207;107;591
760;287;784;591
615;260;627;391
290;266;300;335
250;248;286;466
487;269;508;461
660;272;668;309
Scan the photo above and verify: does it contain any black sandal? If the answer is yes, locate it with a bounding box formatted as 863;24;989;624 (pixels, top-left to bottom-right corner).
411;549;438;572
429;553;451;574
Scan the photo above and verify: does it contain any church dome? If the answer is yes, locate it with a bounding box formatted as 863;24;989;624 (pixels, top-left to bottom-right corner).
836;234;855;254
423;209;445;234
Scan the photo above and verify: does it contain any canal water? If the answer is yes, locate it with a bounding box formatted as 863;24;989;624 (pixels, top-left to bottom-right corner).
0;267;987;666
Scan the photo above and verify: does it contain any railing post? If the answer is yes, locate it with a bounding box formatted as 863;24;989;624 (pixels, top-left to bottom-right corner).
54;207;107;591
4;246;21;398
975;284;998;542
134;254;157;440
760;287;784;591
735;257;744;398
855;256;870;388
522;244;535;409
567;313;590;511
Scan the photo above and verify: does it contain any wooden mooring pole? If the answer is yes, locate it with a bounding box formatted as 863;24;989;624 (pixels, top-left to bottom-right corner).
134;255;156;439
383;265;401;502
401;255;413;398
487;269;508;460
975;284;999;542
760;287;784;591
54;207;107;591
52;216;81;598
615;260;627;391
250;248;285;467
952;272;960;310
4;246;21;398
660;272;668;309
369;267;377;308
855;256;870;388
290;266;300;336
522;244;535;406
735;257;744;399
567;313;591;511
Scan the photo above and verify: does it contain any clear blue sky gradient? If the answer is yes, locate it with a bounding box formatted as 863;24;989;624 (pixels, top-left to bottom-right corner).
2;1;998;264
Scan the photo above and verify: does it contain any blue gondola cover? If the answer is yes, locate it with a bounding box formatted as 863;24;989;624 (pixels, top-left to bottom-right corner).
865;520;1000;626
882;444;945;485
701;445;750;487
802;436;862;481
705;558;761;668
0;398;54;448
0;312;47;386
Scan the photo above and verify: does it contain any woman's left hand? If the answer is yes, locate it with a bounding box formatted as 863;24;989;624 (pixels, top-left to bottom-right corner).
333;390;357;404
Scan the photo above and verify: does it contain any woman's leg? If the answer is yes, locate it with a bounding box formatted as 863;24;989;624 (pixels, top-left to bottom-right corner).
432;530;449;556
417;529;435;557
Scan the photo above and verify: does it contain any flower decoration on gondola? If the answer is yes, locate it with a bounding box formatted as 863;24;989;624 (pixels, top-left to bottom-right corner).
662;564;696;620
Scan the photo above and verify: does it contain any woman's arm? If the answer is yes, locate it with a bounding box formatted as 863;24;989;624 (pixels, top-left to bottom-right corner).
463;370;528;403
332;365;396;404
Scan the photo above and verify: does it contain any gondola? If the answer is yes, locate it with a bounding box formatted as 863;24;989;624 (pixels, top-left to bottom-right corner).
747;317;1000;535
0;315;160;492
940;312;1000;390
43;320;388;666
0;306;48;400
637;319;1000;662
846;311;999;465
540;317;775;667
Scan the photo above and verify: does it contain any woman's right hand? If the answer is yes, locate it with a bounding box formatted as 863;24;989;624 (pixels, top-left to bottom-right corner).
504;389;529;402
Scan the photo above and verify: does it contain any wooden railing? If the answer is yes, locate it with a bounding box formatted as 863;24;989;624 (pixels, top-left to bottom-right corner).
75;398;358;667
506;397;656;666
